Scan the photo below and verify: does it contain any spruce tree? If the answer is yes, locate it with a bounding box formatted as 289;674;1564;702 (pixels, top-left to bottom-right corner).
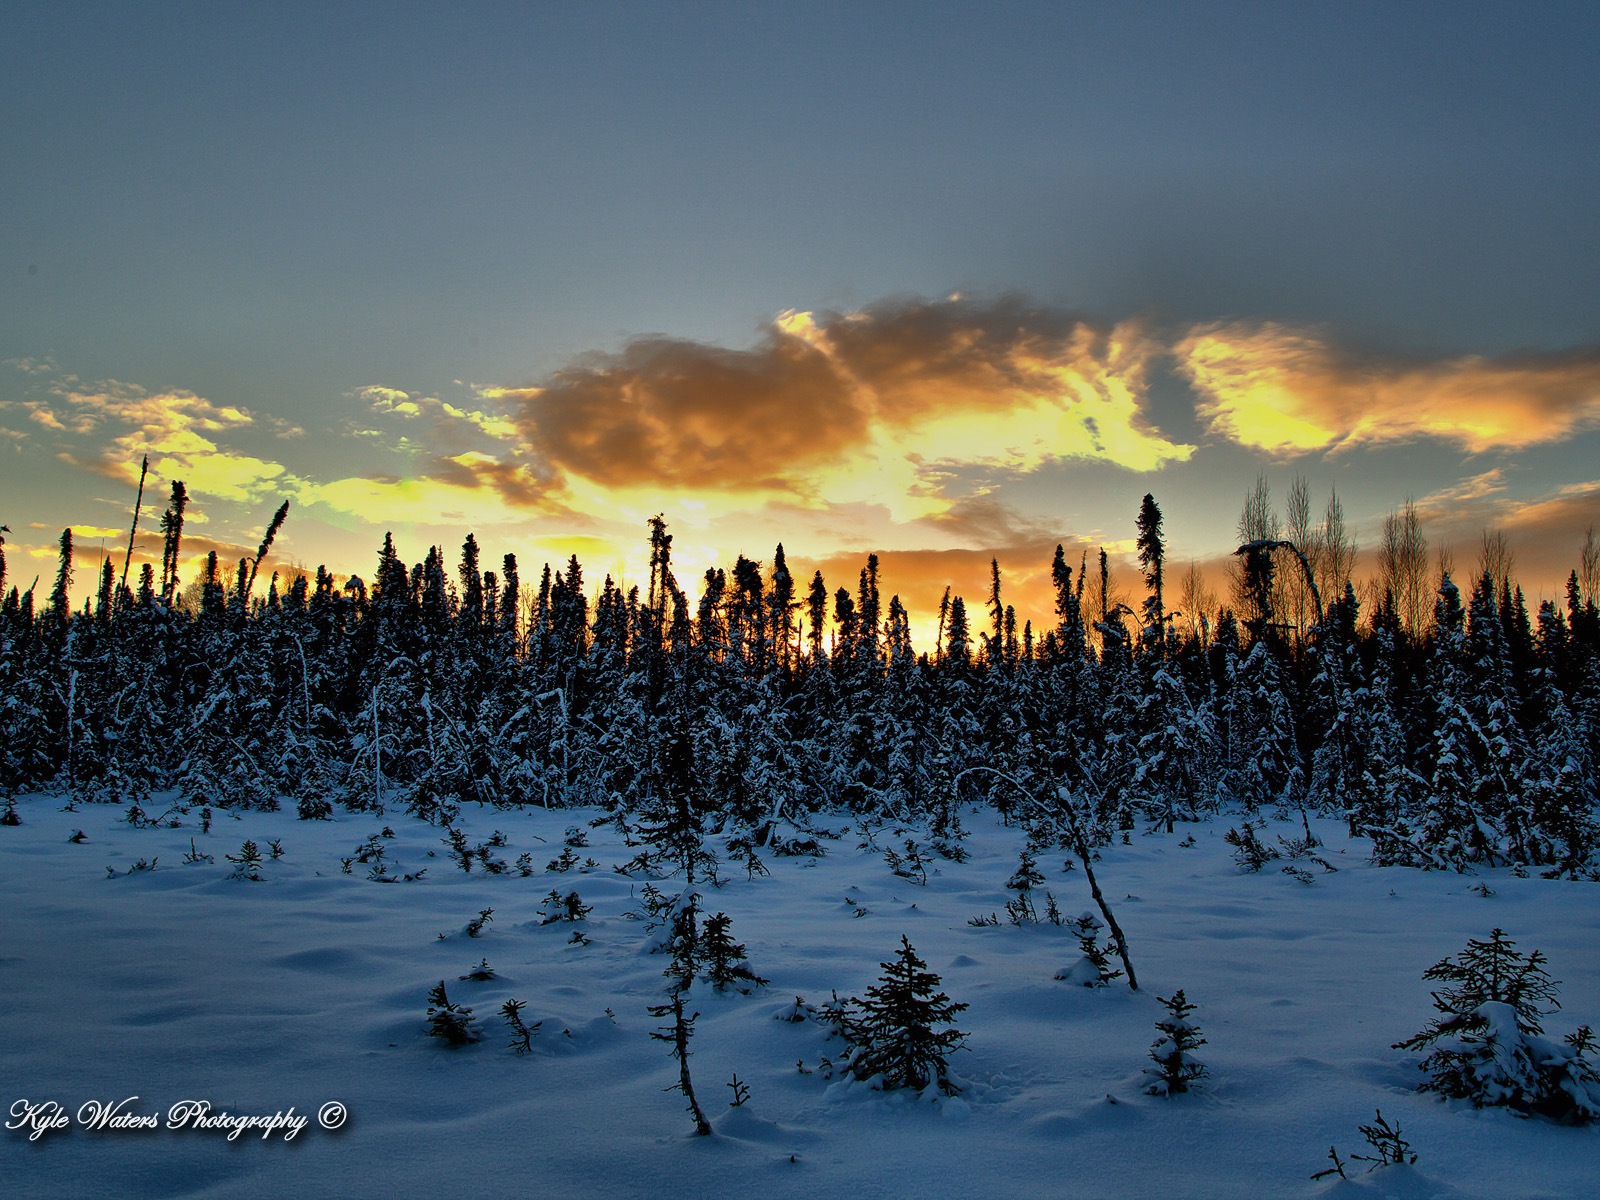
700;912;768;993
845;936;969;1094
1145;989;1207;1096
1394;930;1600;1122
426;981;480;1045
1136;493;1166;652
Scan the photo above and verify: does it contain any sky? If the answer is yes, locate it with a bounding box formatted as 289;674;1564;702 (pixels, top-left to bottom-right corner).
5;2;1600;644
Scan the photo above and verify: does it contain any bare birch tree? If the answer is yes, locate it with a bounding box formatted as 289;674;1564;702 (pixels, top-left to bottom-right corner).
1316;486;1357;608
1178;559;1218;648
1284;475;1314;639
1378;499;1429;637
1581;526;1599;606
1476;529;1515;595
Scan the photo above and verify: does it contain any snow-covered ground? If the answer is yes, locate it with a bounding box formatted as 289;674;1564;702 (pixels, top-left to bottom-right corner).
2;795;1595;1199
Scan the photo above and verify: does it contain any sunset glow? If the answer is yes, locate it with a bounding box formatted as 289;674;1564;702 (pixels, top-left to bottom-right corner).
4;5;1599;640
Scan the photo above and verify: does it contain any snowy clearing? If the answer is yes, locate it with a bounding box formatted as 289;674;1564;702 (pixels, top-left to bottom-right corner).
2;796;1596;1199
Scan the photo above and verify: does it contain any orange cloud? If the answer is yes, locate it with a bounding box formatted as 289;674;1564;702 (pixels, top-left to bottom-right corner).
487;297;1192;522
488;334;863;491
1177;322;1600;454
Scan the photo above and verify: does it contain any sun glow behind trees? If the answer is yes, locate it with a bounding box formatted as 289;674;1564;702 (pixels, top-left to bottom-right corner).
8;294;1600;649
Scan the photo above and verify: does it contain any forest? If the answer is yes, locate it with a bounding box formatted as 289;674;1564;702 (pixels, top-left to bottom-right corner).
4;477;1598;882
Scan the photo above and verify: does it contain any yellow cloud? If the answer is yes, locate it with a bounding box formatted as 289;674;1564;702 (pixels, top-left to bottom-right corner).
26;404;69;432
296;469;556;531
141;444;288;504
1177;322;1600;454
1416;469;1510;512
9;378;295;522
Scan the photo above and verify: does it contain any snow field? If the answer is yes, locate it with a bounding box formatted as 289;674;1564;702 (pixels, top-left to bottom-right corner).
2;795;1596;1199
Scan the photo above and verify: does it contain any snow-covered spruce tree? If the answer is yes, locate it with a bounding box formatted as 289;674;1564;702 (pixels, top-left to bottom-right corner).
1223;819;1280;872
0;576;58;796
426;981;480;1045
1145;989;1207;1096
1412;575;1513;870
225;839;266;881
636;669;719;885
176;551;283;811
1127;661;1213;833
652;889;702;996
1003;847;1046;923
1394;929;1600;1122
1461;573;1533;861
1344;617;1429;862
1223;636;1303;812
843;936;969;1095
1055;911;1122;987
1304;581;1363;817
1523;601;1600;876
700;912;767;993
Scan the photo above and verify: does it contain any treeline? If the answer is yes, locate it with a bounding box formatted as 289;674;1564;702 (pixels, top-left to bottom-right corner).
1;497;1598;877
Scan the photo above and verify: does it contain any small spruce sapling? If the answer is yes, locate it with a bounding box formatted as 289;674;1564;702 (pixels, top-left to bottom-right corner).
226;839;265;881
1350;1109;1417;1170
818;989;864;1049
883;838;930;885
464;908;494;938
844;936;969;1095
444;827;474;872
1055;911;1123;987
426;981;480;1045
700;912;768;993
1393;929;1600;1122
501;998;541;1053
774;995;816;1023
1311;1110;1418;1181
1007;848;1045;891
1145;990;1207;1095
1224;821;1280;872
539;889;592;924
1310;1146;1350;1182
1003;848;1049;924
546;846;582;872
443;827;509;874
658;892;701;995
725;836;769;881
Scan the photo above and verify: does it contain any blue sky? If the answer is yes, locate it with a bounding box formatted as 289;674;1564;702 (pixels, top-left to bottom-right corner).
5;3;1600;634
